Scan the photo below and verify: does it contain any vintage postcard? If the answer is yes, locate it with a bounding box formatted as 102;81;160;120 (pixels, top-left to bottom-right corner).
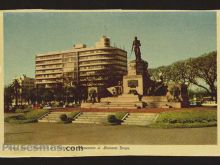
0;10;219;157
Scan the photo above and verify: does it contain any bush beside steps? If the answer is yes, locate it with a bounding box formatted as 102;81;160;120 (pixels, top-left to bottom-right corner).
59;111;80;124
105;112;128;125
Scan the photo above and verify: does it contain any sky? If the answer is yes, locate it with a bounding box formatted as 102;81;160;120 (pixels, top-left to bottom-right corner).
4;11;216;85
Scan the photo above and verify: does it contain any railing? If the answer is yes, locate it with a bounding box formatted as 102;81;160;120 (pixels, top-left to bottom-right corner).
38;110;50;120
121;113;129;121
73;112;82;120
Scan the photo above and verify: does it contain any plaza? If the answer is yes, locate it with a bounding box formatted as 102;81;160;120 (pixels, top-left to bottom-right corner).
4;12;217;147
4;122;217;145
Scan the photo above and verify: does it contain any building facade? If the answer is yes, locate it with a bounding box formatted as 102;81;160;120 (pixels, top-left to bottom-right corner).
35;36;127;95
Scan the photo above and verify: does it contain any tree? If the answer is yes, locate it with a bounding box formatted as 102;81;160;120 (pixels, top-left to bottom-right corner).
148;51;217;100
4;86;13;111
189;51;217;100
149;65;172;84
10;79;21;107
41;88;54;102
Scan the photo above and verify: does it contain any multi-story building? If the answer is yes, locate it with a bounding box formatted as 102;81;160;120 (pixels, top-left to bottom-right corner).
35;36;127;94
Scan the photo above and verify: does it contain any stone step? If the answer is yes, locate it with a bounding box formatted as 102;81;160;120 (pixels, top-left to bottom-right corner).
127;114;156;117
73;121;102;124
83;104;137;107
81;112;114;114
122;113;158;126
49;112;72;114
76;116;107;119
77;113;110;116
75;120;105;123
72;112;111;124
38;119;58;123
75;118;106;121
97;107;137;109
79;115;113;117
104;102;140;105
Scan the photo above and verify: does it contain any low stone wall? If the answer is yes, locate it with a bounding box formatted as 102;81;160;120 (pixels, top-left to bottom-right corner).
142;96;167;102
142;96;182;108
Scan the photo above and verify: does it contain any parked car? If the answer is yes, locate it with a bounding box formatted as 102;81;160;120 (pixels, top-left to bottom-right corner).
201;97;217;107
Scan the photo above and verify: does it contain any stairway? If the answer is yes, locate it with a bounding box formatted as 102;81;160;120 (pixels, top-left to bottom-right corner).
122;113;158;126
73;112;114;124
81;94;144;109
81;102;142;109
38;111;72;123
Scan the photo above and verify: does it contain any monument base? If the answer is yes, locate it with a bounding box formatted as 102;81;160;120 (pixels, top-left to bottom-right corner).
123;75;144;95
81;94;145;109
142;96;187;108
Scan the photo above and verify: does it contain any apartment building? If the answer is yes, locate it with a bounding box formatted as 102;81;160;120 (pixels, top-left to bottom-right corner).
35;36;127;93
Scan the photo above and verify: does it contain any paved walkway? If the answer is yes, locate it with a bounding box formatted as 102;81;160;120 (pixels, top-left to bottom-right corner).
5;123;217;145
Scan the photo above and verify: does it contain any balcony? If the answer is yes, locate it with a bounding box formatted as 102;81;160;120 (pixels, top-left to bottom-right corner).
36;66;62;71
35;56;62;62
35;71;62;75
35;75;62;80
79;55;126;62
36;60;63;66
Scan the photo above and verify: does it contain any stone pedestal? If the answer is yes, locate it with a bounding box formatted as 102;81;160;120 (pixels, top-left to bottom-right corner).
123;60;149;95
123;75;144;95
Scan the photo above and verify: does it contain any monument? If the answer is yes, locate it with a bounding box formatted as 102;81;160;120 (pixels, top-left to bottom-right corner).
123;36;151;96
81;36;189;109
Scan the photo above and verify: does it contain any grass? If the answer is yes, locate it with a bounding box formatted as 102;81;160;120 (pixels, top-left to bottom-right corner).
115;112;128;120
149;110;217;128
15;108;32;113
5;109;49;124
67;111;80;120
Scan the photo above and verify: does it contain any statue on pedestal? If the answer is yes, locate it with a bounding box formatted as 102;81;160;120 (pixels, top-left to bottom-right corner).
132;36;142;61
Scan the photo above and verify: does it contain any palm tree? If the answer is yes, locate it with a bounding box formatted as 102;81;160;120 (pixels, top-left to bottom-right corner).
4;85;14;112
10;79;21;107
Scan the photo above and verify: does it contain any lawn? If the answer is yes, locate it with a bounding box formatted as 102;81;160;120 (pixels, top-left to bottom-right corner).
149;110;217;128
5;109;49;124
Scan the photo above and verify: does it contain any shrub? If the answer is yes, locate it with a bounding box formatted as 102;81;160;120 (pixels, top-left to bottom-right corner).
59;114;68;121
108;115;116;123
107;115;121;125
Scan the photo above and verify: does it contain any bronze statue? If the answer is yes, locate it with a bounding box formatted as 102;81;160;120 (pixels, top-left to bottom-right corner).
132;36;141;61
